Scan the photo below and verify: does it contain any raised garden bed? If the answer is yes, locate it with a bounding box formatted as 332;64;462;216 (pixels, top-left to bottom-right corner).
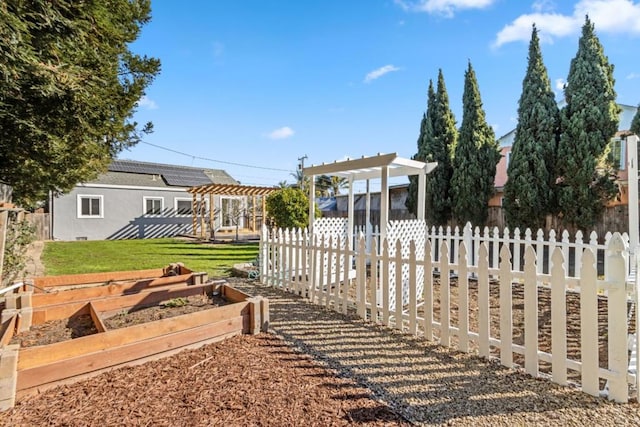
0;264;269;410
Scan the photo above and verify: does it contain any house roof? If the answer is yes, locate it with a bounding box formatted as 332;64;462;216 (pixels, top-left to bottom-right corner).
90;159;238;188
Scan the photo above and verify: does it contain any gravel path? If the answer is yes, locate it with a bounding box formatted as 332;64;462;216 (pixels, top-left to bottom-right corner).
230;279;640;426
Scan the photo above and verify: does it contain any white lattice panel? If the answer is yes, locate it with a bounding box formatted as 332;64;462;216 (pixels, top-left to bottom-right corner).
313;218;351;285
387;219;426;307
313;217;348;246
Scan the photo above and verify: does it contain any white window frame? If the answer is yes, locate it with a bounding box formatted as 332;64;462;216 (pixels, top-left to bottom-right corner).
220;196;244;229
174;197;209;216
143;196;164;216
77;195;104;219
613;137;626;170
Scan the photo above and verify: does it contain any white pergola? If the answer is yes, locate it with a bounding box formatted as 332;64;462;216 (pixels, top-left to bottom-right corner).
303;152;437;246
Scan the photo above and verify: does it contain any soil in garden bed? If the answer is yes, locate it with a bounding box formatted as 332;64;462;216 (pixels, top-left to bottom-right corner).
102;292;229;329
8;293;231;348
9;314;98;347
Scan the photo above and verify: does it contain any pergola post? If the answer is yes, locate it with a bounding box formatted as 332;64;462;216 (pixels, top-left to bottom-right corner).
347;175;355;250
191;193;197;236
628;134;639;255
308;176;316;234
417;167;426;220
379;166;389;243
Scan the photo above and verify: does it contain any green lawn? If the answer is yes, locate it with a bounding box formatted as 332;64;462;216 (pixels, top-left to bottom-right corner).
42;238;259;277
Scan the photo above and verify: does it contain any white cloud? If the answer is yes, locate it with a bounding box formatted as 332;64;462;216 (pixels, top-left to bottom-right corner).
267;126;295;140
364;65;401;83
555;78;566;90
395;0;496;17
627;72;640;79
137;95;158;110
493;0;640;48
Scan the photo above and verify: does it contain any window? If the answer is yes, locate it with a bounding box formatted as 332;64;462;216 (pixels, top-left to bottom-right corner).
611;138;626;170
77;195;103;218
221;197;243;227
175;198;194;215
175;198;208;216
143;197;164;215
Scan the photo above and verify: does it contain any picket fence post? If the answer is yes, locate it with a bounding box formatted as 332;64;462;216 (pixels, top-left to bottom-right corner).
524;245;538;377
499;244;513;367
551;247;567;386
606;233;629;403
580;248;599;397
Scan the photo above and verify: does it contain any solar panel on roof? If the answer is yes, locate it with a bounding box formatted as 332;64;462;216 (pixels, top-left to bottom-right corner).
109;160;237;187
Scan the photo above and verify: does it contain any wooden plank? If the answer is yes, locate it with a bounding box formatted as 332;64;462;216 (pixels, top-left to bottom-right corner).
423;240;433;341
31;275;195;307
34;282;214;324
408;241;417;335
88;302;107;333
394;239;403;331
18;301;249;370
17;316;244;391
31;302;90;325
478;243;490;358
32;269;165;288
0;315;17;346
221;284;250;303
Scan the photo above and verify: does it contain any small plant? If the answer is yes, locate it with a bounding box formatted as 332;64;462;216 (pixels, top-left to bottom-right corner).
160;297;189;308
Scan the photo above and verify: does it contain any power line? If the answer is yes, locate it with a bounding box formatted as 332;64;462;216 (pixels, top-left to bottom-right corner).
140;141;292;172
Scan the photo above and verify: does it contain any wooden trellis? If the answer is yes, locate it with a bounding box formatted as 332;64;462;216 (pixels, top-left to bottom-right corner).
187;184;278;238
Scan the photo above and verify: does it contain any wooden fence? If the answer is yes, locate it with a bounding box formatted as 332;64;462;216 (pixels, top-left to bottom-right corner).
260;224;639;403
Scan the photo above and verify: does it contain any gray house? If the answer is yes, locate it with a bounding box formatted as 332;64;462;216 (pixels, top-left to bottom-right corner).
51;160;239;241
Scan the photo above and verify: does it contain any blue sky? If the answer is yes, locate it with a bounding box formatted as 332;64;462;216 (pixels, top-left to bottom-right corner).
123;0;640;193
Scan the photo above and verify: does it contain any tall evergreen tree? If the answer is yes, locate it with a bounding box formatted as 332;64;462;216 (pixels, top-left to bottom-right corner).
406;80;436;216
631;104;640;136
0;0;160;205
503;25;559;230
426;70;458;225
451;62;501;226
556;16;620;231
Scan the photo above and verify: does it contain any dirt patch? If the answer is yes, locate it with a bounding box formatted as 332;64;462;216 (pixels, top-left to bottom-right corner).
103;293;229;329
1;334;409;427
9;314;98;347
10;293;231;348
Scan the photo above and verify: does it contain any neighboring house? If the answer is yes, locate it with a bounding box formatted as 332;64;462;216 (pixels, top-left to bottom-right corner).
490;103;639;207
51;159;239;241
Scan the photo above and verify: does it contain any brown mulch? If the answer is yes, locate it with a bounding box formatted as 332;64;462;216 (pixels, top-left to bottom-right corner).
1;333;409;427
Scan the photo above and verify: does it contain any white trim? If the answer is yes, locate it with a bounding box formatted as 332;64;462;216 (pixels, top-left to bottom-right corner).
174;197;193;216
143;196;164;216
77;183;189;192
77;194;104;218
174;197;209;216
220;196;244;229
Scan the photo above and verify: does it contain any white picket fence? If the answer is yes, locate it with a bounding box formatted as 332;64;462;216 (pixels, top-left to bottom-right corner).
260;222;638;403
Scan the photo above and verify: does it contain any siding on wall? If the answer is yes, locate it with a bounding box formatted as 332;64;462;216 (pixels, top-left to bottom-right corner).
52;185;211;241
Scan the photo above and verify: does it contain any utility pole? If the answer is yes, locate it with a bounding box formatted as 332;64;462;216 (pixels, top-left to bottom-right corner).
297;155;308;190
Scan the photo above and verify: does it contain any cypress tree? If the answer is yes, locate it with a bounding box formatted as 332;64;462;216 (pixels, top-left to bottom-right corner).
631;104;640;136
503;25;559;230
556;16;620;231
451;62;501;226
426;69;458;225
406;80;436;216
